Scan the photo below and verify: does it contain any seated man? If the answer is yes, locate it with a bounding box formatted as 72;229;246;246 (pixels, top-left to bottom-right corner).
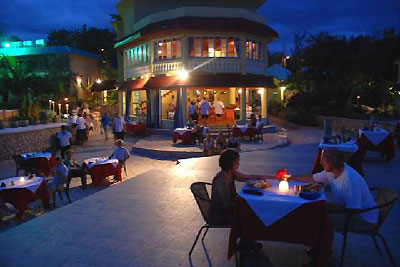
203;133;215;156
293;147;378;230
64;150;87;189
111;139;130;179
215;132;227;154
47;157;69;194
226;134;241;152
111;139;130;163
190;121;203;145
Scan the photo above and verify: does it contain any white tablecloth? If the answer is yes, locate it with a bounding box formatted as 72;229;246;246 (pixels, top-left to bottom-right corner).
359;128;389;146
0;176;44;193
319;140;358;153
174;128;190;136
83;158;119;169
21;152;52;160
239;180;325;227
236;125;248;133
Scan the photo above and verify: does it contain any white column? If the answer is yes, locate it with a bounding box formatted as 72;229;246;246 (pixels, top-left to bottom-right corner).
240;88;246;121
182;87;188;123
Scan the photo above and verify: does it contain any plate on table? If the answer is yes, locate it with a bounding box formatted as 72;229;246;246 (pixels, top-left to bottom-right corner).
298;183;322;200
245;180;271;189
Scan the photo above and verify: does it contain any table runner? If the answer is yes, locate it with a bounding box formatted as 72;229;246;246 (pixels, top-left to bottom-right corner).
239;180;325;227
359;129;389;146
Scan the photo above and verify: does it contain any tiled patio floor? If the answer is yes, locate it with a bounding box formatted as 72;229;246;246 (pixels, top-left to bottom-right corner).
0;129;399;267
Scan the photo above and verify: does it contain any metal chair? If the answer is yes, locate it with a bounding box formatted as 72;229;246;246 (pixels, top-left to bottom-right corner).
189;182;238;266
335;187;398;267
48;175;72;208
12;155;37;176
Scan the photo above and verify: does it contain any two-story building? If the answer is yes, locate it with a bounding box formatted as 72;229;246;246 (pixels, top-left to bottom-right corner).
0;39;99;100
112;0;278;128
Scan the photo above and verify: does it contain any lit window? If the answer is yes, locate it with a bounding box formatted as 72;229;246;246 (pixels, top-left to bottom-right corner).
154;38;182;61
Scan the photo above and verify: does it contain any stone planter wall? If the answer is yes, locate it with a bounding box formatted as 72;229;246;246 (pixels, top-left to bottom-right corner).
0;123;65;161
317;116;396;133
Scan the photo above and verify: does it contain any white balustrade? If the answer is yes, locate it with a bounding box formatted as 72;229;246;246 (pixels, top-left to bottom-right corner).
153;61;183;73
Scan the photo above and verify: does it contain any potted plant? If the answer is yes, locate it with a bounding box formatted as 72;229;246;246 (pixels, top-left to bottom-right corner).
9;117;19;128
39;110;50;124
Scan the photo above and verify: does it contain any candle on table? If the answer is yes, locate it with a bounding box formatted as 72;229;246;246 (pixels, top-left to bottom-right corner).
279;180;289;193
19;177;25;183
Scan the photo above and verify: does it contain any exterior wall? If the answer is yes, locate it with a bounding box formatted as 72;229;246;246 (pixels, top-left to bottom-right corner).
117;0;265;34
0;110;19;121
69;54;99;99
0;124;63;160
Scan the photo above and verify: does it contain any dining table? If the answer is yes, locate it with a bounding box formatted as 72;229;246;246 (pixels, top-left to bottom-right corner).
312;140;364;176
232;125;255;140
357;128;395;162
228;180;333;267
21;152;54;176
125;121;147;135
82;158;122;186
0;176;50;219
173;128;193;144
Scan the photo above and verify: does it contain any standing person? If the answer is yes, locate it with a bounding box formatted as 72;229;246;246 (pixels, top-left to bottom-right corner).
101;112;111;141
200;97;211;127
84;113;92;140
250;114;257;127
56;125;72;159
113;112;125;140
189;101;199;122
213;99;225;118
76;114;87;145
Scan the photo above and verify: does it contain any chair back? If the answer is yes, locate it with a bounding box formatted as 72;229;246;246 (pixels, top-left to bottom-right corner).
373;187;398;229
12;155;25;169
190;182;212;223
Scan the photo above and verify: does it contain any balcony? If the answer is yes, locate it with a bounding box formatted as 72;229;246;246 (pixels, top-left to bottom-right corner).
153;61;184;74
124;64;151;80
245;60;266;75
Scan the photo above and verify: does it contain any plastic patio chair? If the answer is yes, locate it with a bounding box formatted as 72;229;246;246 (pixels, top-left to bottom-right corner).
335;187;398;267
189;182;238;266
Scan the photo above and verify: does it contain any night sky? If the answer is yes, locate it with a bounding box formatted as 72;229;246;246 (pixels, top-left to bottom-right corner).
1;0;399;53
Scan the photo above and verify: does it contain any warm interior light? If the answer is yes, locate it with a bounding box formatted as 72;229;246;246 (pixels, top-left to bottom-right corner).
196;90;200;95
279;180;289;193
238;89;242;94
203;91;207;95
96;79;102;84
177;70;189;80
257;89;263;95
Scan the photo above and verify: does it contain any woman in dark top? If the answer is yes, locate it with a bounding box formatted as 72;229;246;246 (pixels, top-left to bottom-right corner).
209;149;273;225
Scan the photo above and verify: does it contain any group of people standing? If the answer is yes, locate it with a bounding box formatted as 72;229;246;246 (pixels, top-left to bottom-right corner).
188;97;225;127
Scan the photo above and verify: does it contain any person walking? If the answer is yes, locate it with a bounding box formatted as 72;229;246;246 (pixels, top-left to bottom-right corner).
56;125;72;159
113;112;125;140
200;97;211;127
101;112;111;141
76;114;87;145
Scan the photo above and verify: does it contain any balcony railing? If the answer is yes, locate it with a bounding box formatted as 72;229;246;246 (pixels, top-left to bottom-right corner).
124;64;151;79
187;58;242;73
153;61;183;74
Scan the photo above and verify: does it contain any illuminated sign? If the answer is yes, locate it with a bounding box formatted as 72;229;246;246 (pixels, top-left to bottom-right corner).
1;39;46;48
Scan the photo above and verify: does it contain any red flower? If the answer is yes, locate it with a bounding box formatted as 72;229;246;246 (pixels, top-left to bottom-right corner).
275;168;288;179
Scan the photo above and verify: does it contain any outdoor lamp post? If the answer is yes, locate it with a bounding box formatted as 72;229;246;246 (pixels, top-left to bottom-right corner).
66;104;69;115
49;100;52;110
58;103;62;116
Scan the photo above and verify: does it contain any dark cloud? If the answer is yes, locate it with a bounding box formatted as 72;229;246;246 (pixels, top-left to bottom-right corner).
0;0;398;53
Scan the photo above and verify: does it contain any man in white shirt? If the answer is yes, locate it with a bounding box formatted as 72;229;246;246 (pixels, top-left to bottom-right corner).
76;114;87;145
56;125;72;159
111;139;130;162
113;113;125;140
213;100;225;117
199;97;211;127
293;148;378;230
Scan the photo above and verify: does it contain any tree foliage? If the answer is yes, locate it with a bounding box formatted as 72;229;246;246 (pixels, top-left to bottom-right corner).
285;29;400;118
